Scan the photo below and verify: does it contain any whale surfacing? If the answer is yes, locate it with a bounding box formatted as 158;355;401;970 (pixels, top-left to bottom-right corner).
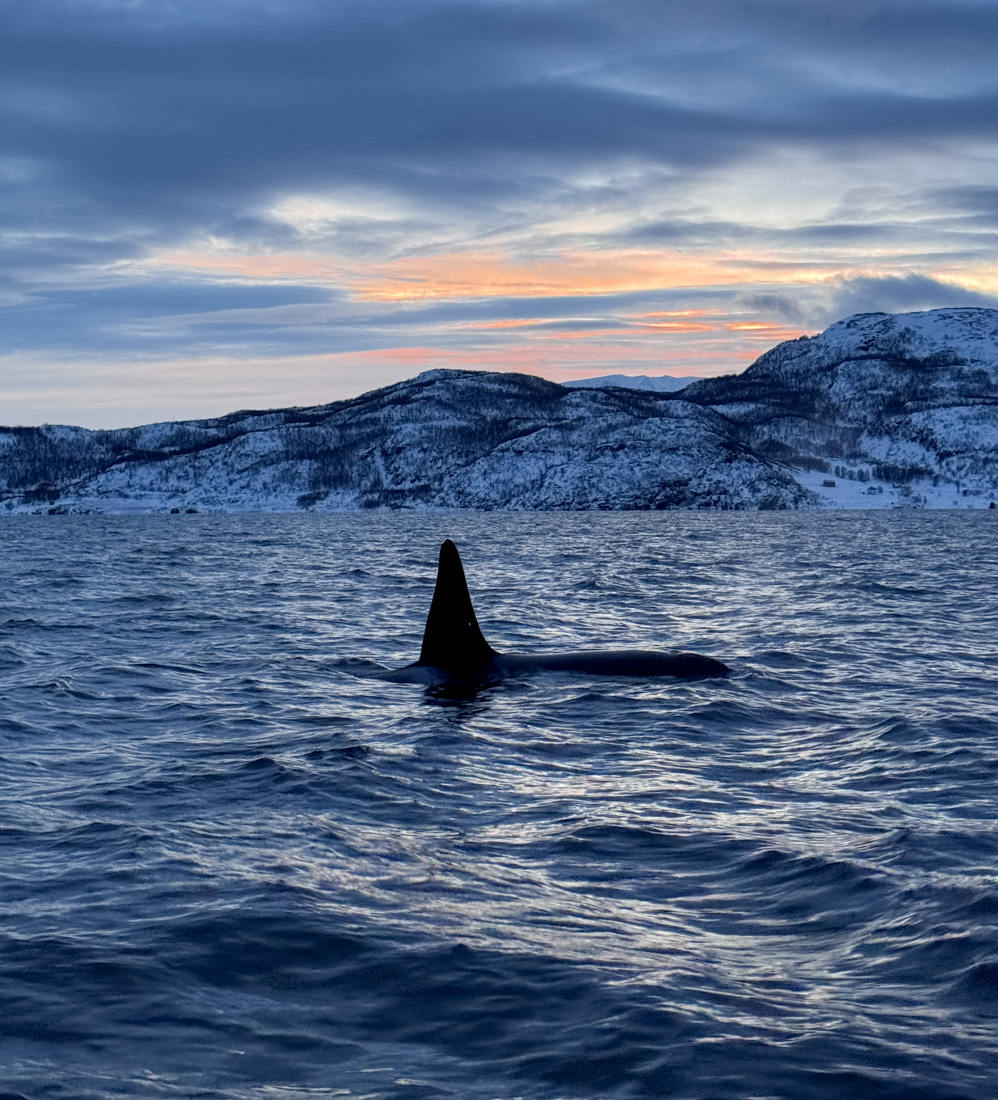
380;540;729;685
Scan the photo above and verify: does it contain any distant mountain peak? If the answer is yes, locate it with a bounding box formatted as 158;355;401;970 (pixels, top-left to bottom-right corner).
563;373;702;392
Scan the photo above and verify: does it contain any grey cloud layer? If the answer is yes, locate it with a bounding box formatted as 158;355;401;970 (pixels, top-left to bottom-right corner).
740;275;998;330
5;0;998;231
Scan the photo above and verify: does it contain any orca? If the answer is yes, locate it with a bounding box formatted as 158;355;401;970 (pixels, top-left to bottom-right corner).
379;539;729;685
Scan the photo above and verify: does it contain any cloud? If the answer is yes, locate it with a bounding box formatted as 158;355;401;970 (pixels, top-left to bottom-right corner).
738;275;998;330
927;185;998;228
5;0;998;244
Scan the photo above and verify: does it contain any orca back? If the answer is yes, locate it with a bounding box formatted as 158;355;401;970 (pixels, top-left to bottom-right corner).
418;539;497;672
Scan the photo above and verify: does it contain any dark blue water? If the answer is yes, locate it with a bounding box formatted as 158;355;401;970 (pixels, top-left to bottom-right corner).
1;512;997;1099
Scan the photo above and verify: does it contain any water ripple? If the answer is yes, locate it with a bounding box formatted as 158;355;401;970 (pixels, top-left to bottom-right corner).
0;511;996;1098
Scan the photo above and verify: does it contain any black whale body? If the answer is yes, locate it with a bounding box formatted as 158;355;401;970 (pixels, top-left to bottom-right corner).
380;540;729;684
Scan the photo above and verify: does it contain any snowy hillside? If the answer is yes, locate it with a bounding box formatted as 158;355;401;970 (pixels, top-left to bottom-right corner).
0;371;809;513
683;308;998;509
2;308;997;512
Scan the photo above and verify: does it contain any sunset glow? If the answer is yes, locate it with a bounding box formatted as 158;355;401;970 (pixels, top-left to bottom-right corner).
2;0;996;426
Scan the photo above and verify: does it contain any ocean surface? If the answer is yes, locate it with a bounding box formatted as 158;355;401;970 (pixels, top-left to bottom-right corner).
1;511;997;1100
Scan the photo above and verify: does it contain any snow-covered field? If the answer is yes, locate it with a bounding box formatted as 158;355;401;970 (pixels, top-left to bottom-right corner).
793;469;998;510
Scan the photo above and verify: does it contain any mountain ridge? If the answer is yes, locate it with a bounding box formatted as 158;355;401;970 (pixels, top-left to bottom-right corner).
3;308;998;512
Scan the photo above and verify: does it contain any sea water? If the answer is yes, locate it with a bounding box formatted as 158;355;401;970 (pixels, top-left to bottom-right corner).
0;511;996;1100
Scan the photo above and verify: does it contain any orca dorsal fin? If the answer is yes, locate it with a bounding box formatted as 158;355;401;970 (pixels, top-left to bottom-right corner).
419;540;497;670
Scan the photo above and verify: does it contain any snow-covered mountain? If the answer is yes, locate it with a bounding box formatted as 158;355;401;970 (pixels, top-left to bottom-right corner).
682;308;998;509
3;308;997;512
0;372;810;513
563;373;702;392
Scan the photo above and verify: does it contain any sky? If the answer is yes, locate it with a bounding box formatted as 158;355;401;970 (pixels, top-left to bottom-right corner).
3;0;998;428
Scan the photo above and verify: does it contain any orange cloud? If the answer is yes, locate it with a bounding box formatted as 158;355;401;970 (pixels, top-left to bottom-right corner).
143;244;854;313
351;249;749;301
637;321;716;332
724;321;814;345
929;266;998;295
464;317;718;336
462;318;551;330
630;309;714;319
134;243;820;382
